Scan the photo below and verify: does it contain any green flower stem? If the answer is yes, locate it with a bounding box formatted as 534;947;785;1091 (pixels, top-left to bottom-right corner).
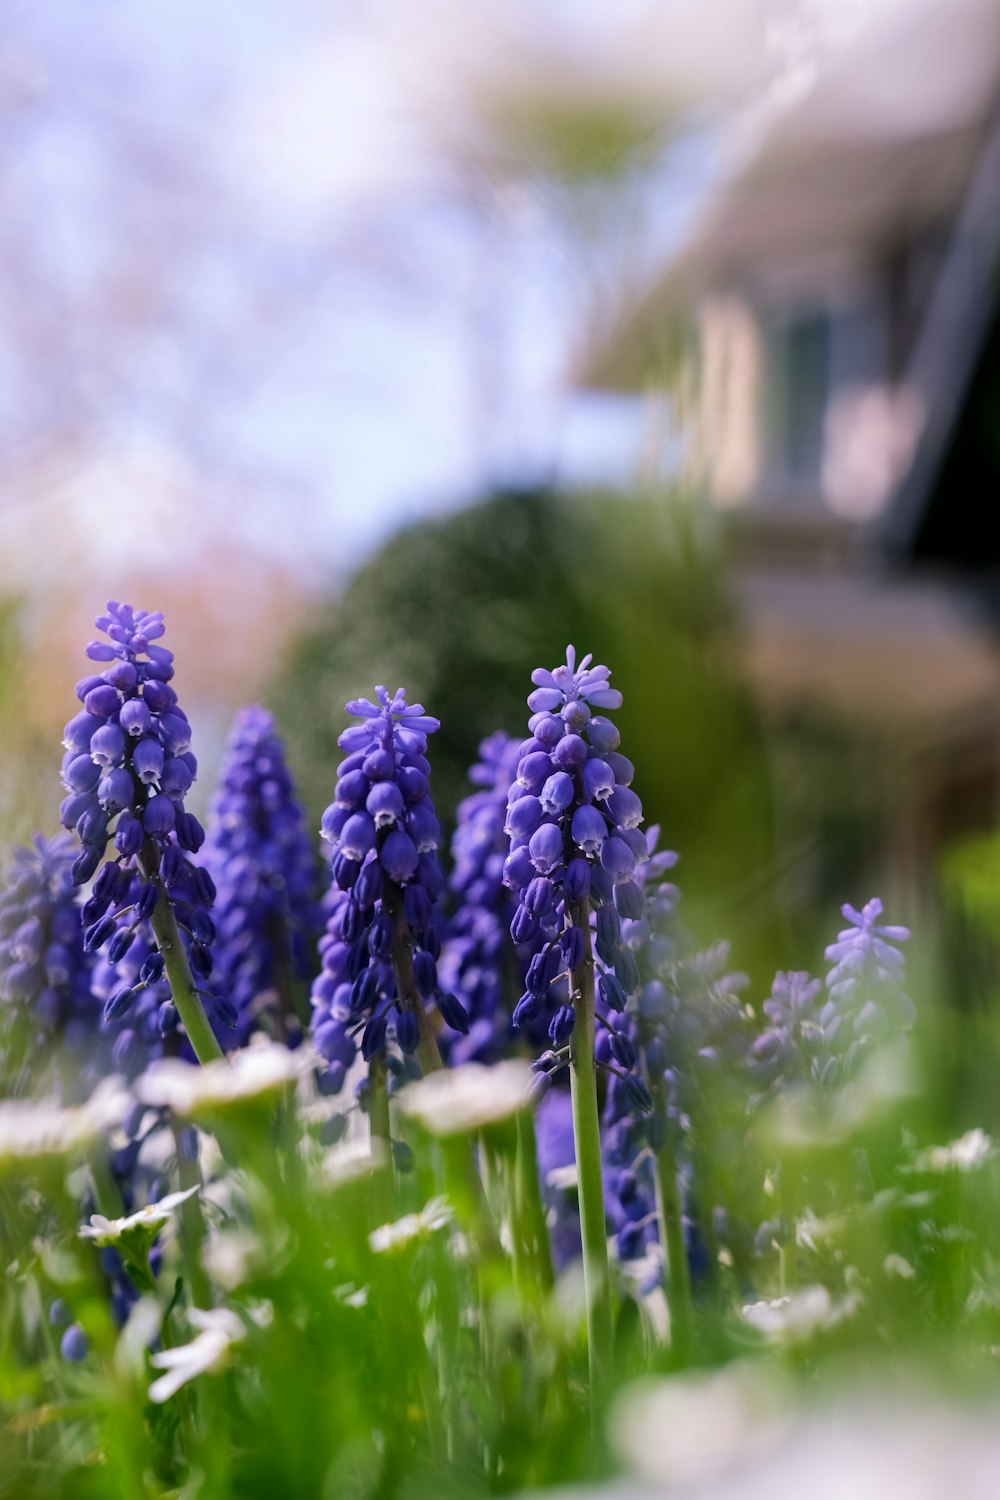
650;1119;693;1354
368;1053;391;1149
512;1108;554;1298
265;909;309;1040
568;896;612;1399
382;877;443;1077
139;840;224;1067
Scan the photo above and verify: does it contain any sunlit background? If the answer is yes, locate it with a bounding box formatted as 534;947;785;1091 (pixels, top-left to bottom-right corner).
3;0;1000;993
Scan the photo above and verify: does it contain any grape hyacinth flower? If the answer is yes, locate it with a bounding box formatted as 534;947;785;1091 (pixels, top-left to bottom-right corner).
203;707;318;1045
311;687;465;1146
60;602;223;1065
822;898;913;1075
748;971;826;1100
0;835;100;1090
505;646;648;1391
438;733;523;1065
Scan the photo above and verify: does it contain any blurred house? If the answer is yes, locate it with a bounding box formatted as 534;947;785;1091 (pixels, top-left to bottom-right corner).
576;0;1000;897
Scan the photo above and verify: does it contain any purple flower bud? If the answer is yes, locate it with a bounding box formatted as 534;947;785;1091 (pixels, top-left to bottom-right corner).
60;1325;88;1363
399;766;430;803
143;794;176;836
140;954;164;990
133;738;164;785
105;660;138;693
363;746;395;781
104;985;137;1022
114;814;143;857
60;791;94;829
157;712;191;755
339;899;365;944
120;698;153;736
160;756;194;801
350;967;379;1014
77;806;109;846
141;679;175;715
413;949;438;998
553;733;587;770
368;912;392;959
527;687;563;713
175;811;205;852
526;945;560;995
560;925;586;970
599;973;627;1013
84;684;120;718
607;785;643;829
571;804;607;855
527;1071;552;1105
361;1014;389;1062
107;927;136;964
416;853;444;902
506;794;543;842
64;755;101;794
403;883;430;930
354;858;383;909
517;752;553;794
503;846;535;890
63;711;97;754
366;781;404;827
540;771;574;815
615;879;645;919
583;758;615;801
90;723;126;769
621;1072;653;1114
609;1030;637;1070
339;812;377;860
549;1005;575;1044
588;716;620;752
615;948;640;995
437;990;470;1035
189;944;213;980
380;829;419;882
135;883;159;921
513;990;543;1026
85;640;117;663
336;769;370;809
528;822;563;875
396;1009;419;1054
563;857;591;901
534;714;564;748
606;753;635;787
524;876;554;918
405;803;440;852
600;835;636;884
98;769;134;814
160;844;184;886
510;905;538;945
321;804;349;844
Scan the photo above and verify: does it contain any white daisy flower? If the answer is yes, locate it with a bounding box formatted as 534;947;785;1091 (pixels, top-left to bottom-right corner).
369;1196;452;1254
79;1184;200;1247
0;1078;130;1178
397;1060;532;1137
742;1283;862;1343
913;1128;994;1174
135;1038;306;1119
148;1307;247;1404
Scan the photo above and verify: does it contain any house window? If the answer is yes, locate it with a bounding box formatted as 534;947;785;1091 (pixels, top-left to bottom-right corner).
764;309;831;490
761;297;887;502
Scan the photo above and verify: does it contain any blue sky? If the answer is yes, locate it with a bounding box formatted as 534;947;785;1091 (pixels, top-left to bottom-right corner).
0;0;732;591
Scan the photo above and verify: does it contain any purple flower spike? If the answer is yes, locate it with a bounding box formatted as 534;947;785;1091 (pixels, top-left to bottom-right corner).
61;602;219;1059
200;706;319;1046
311;685;453;1086
504;645;650;1117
